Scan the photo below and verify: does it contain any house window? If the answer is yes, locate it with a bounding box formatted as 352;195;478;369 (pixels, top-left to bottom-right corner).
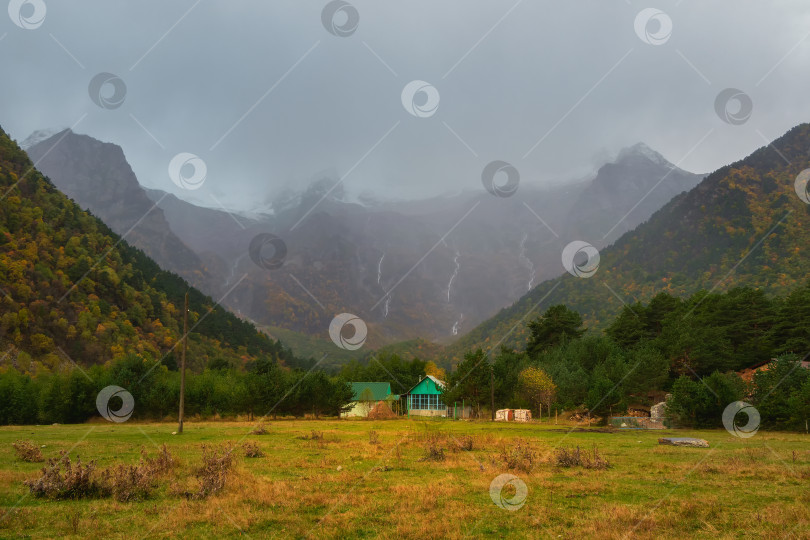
410;394;443;410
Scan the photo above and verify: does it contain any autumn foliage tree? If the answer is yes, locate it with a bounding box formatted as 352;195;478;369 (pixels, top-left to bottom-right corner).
517;366;556;419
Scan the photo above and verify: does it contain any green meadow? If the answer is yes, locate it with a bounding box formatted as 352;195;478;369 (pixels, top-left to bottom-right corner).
1;419;808;539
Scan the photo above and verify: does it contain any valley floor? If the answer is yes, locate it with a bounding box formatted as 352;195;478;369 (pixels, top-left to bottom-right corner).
0;419;808;539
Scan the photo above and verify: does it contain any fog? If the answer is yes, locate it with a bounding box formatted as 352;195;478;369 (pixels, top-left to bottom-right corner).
2;0;809;210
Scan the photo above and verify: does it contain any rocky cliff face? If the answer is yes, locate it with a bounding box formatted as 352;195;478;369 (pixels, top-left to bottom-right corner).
26;130;215;290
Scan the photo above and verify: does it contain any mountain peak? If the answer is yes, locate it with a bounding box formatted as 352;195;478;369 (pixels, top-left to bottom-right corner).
20;128;67;150
616;142;671;167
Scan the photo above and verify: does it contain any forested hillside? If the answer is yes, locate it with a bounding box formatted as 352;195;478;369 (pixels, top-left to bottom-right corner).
0;127;299;375
450;123;810;364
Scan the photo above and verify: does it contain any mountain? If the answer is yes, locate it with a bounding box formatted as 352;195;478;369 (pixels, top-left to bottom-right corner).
22;129;702;352
564;143;704;246
451;123;810;363
0;125;296;374
25;130;214;290
145;145;698;346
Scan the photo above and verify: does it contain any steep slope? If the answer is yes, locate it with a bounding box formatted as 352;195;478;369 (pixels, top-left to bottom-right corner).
563;143;704;246
25;130;214;290
451;123;810;363
0;126;295;374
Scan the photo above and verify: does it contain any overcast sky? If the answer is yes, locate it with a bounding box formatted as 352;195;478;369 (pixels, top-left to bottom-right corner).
2;0;810;210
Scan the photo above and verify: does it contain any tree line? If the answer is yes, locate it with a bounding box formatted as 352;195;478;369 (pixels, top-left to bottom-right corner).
2;284;809;429
439;285;810;430
0;354;353;425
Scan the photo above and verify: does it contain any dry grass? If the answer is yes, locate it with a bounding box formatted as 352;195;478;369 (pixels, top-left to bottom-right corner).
2;420;809;538
24;452;102;499
555;445;611;469
11;440;44;462
193;444;236;499
243;442;264;458
419;432;446;462
499;438;536;472
100;444;176;501
250;424;269;435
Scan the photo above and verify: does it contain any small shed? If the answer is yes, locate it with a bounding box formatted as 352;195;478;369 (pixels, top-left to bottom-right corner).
495;408;532;422
495;409;514;422
513;409;532;422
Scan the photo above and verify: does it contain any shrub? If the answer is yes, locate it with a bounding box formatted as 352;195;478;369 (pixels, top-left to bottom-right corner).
144;444;176;474
556;445;610;470
24;452;102;499
12;440;44;463
195;444;235;499
500;439;536;472
250;425;269;435
243;442;264;458
368;430;380;445
420;433;445;462
99;445;175;502
101;463;155;502
455;435;474;452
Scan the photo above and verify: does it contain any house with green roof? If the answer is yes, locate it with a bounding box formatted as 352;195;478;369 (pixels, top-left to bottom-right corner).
405;375;448;417
340;382;398;418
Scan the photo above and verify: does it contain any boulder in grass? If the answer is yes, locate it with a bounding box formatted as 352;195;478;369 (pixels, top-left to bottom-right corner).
658;437;709;448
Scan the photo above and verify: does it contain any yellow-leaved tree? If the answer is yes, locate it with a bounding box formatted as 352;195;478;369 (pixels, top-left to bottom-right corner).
518;366;556;420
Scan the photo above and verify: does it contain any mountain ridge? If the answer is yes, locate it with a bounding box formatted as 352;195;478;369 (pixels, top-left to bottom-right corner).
449;122;810;364
0;125;298;374
21;128;705;358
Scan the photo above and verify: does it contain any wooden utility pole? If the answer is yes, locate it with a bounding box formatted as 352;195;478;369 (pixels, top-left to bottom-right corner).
178;292;189;434
490;369;495;421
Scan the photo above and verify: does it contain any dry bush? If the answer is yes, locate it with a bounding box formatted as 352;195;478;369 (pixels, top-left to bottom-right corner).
454;435;474;452
101;463;155;502
368;430;380;445
194;444;235;499
250;425;269;435
556;445;611;470
12;440;44;463
556;446;582;468
500;439;536;473
243;442;264;458
24;452;102;499
420;432;446;462
136;444;175;475
100;445;176;502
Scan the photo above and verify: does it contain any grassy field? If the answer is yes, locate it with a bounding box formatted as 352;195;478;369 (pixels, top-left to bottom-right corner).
0;418;808;539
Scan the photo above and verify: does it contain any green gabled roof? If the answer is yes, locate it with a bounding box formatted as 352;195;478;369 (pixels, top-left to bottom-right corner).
349;382;393;401
405;375;445;395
